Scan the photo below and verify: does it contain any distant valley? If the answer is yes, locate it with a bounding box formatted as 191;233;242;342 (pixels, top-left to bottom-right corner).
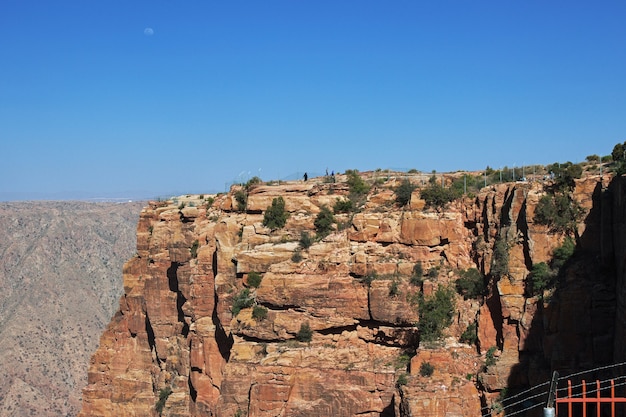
0;201;144;416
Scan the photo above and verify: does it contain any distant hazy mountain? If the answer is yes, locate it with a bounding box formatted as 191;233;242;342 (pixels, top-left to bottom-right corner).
0;201;144;416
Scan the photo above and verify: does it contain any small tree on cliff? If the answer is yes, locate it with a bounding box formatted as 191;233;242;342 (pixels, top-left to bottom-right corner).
546;161;583;191
534;193;584;236
612;141;626;175
314;205;335;237
263;197;288;230
420;183;460;210
417;286;455;342
234;190;247;212
395;178;416;206
490;235;509;279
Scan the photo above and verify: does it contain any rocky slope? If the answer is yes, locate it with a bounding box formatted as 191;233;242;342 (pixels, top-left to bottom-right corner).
79;171;623;417
0;201;144;416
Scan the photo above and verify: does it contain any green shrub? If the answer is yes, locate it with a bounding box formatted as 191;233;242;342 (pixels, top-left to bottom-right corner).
455;268;485;299
263;196;288;229
232;289;254;315
394;353;412;369
155;386;172;414
296;322;313;342
346;169;370;196
395;179;416;206
418;286;455;342
234;190;247;212
271;199;292;227
291;249;303;263
205;197;215;208
546;161;583;190
485;346;497;367
190;240;199;259
419;361;435;377
528;262;551;295
551;236;575;270
459;322;477;345
420;183;460;209
427;267;439;279
245;176;262;189
396;373;408;387
314;205;335;236
252;305;268;320
534;193;584;235
388;280;400;297
612;142;626;174
360;271;378;286
410;262;424;286
299;231;313;249
247;272;263;288
491;235;509;278
333;198;354;213
178;202;186;210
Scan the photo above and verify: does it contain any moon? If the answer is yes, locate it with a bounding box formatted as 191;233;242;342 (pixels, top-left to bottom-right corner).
144;28;154;36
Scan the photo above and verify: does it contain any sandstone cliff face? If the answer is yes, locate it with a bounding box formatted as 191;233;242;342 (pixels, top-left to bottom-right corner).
79;173;618;417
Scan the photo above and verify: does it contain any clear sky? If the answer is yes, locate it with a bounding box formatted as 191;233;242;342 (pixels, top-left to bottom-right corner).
1;1;625;200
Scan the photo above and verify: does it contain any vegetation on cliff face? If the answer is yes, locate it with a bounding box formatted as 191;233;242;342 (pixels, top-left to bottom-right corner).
490;234;510;278
455;268;486;300
417;286;455;342
534;193;585;235
314;205;335;236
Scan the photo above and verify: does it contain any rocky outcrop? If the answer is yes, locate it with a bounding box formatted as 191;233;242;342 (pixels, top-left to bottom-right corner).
79;172;621;417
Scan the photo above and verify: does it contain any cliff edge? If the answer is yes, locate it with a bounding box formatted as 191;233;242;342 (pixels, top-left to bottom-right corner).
79;171;622;417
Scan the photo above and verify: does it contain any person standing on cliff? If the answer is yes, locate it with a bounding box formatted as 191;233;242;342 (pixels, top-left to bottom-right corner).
303;172;308;181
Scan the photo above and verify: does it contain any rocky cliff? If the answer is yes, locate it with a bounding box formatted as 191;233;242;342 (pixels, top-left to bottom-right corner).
79;171;623;417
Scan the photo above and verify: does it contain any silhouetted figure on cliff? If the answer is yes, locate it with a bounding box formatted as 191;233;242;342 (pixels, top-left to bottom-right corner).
303;172;308;181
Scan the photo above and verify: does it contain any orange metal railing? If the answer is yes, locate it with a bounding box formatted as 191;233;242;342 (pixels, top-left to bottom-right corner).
556;379;626;417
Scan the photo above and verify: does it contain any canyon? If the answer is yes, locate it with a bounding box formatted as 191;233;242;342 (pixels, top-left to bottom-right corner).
78;170;625;416
0;201;144;417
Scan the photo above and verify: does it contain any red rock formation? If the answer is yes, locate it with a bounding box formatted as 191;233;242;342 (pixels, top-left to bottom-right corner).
80;172;618;417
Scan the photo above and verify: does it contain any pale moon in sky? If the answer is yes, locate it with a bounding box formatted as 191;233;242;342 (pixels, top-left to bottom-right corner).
144;28;154;36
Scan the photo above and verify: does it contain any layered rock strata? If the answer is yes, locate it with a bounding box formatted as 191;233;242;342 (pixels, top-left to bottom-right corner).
79;172;619;417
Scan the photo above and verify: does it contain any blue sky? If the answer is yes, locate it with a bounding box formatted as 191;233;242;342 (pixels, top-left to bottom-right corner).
1;1;625;200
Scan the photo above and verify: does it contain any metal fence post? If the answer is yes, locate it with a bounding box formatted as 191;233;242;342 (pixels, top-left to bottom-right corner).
544;371;559;417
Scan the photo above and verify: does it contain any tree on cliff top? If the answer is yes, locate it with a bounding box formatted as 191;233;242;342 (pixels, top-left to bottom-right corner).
612;141;626;175
395;178;416;206
420;183;460;210
546;161;582;191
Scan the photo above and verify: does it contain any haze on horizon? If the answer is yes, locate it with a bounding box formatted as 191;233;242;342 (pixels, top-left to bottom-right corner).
1;1;625;201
